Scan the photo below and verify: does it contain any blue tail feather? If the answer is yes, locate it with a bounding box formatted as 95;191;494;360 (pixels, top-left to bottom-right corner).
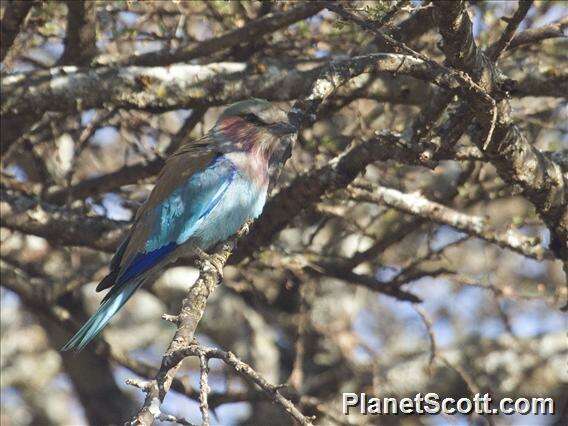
114;242;176;286
63;243;177;351
61;278;143;351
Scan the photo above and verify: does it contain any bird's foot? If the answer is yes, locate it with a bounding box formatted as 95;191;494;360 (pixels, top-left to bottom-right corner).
207;253;225;279
194;247;225;279
236;219;254;238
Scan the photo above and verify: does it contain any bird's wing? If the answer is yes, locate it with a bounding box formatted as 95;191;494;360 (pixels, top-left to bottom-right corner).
96;139;233;293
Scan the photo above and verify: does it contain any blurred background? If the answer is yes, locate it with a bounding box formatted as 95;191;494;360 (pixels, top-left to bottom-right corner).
1;1;567;425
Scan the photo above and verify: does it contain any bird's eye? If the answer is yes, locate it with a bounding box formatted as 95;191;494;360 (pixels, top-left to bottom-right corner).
242;113;265;126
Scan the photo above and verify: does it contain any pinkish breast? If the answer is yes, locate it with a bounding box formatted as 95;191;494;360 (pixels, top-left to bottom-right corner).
224;151;269;189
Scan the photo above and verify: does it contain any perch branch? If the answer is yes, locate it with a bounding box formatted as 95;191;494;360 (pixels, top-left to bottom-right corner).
129;235;238;425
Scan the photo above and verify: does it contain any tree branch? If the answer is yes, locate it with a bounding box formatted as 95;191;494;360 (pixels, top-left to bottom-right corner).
130;231;248;424
433;1;491;83
231;131;421;263
0;258;262;412
143;344;315;425
113;2;325;67
1;54;438;117
0;0;34;62
5;45;566;268
349;184;551;260
58;0;98;66
1;187;125;252
444;4;566;229
512;70;568;98
130;46;428;424
486;0;533;60
44;158;164;204
0;262;137;424
506;16;568;51
432;0;568;301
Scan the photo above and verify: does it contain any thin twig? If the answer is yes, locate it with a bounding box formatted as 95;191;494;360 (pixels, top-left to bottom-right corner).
176;345;315;426
486;1;534;60
198;350;210;426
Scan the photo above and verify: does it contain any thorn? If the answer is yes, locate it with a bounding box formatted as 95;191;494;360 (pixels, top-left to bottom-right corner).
162;314;179;324
126;378;152;391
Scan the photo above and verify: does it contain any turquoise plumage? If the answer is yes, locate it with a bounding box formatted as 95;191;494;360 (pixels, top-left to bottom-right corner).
62;99;295;351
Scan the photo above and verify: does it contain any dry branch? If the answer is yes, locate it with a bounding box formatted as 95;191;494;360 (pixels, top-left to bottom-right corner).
432;0;567;271
115;2;325;67
486;0;534;60
1;187;125;252
349;184;550;260
130;238;238;424
2;2;566;422
506;16;568;51
324;1;567;272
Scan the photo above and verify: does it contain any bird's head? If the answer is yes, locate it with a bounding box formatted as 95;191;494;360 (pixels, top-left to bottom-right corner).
212;99;296;161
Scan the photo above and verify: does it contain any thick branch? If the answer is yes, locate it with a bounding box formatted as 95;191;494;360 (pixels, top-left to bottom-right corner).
5;51;562;122
44;158;164;204
58;0;98;66
1;55;435;117
432;0;493;87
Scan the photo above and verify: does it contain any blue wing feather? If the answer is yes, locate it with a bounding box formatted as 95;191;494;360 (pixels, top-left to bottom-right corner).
63;156;237;351
144;156;236;252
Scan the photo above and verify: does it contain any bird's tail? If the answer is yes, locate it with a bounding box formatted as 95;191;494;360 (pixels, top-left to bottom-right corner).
61;277;144;351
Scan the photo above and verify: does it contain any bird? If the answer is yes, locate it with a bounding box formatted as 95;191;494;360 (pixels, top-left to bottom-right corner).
62;99;296;351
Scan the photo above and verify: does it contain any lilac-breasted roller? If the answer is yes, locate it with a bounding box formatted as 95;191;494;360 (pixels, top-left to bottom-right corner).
62;99;296;351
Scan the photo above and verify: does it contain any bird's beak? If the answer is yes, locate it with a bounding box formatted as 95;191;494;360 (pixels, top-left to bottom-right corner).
270;121;297;135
